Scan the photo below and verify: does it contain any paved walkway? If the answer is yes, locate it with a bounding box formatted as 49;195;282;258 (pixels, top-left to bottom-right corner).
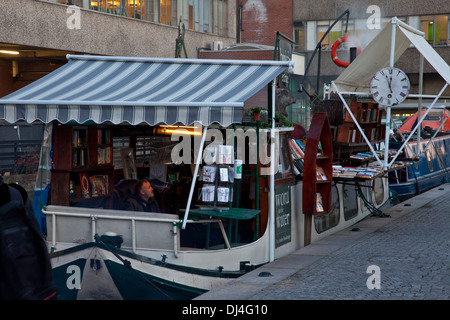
196;184;450;300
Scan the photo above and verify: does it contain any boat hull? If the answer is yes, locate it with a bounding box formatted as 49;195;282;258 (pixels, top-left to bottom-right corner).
47;178;390;300
50;242;242;300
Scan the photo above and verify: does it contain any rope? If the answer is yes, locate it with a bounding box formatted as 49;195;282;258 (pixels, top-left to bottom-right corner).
94;234;174;300
356;183;389;217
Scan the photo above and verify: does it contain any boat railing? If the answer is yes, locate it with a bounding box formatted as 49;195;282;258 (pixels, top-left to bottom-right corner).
42;205;231;258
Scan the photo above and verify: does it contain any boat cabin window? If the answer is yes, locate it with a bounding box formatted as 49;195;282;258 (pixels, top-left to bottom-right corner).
314;185;340;233
426;149;434;172
436;145;446;170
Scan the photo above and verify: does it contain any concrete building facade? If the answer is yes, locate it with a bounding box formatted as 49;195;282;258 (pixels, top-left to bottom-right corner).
0;0;237;97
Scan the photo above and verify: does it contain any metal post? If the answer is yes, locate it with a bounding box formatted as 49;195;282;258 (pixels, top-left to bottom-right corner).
182;126;208;229
384;17;398;169
418;54;424;152
269;79;276;262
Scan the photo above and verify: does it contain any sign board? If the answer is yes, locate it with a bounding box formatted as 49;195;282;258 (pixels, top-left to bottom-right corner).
275;183;291;247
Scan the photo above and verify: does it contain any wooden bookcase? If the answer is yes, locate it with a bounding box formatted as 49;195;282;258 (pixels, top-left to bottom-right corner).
302;112;333;215
335;101;384;160
50;125;114;207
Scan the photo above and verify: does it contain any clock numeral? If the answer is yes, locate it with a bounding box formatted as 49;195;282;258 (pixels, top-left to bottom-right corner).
402;85;409;89
373;91;379;97
401;77;407;82
400;92;407;97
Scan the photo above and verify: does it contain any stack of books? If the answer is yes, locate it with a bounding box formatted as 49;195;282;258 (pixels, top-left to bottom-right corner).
288;138;305;174
332;165;384;180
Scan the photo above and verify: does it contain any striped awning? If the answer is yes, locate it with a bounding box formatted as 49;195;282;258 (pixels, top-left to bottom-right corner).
0;55;293;127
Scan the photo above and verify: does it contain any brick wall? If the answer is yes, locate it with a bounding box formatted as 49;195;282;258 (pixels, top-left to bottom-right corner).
239;0;293;45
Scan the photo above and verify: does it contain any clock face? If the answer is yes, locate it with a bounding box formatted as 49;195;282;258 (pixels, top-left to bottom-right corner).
369;67;410;106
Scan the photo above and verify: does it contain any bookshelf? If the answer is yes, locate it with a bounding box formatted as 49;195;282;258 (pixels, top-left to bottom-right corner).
335;101;384;161
302;112;333;215
51;125;114;207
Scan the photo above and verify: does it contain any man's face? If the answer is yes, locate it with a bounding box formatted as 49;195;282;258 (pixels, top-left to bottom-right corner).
140;181;154;200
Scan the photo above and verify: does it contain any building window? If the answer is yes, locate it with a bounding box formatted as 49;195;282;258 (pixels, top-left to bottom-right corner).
316;20;332;50
160;0;172;24
294;22;306;52
45;0;227;36
421;15;449;46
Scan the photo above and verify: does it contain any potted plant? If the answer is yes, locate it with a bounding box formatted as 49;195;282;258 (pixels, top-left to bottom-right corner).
250;107;262;121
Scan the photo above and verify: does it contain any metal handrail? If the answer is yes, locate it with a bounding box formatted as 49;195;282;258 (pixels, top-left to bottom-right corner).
42;208;231;258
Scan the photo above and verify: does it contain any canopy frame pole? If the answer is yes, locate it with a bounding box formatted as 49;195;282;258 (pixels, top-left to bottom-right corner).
269;79;276;263
418;54;424;153
182;126;208;229
383;18;398;169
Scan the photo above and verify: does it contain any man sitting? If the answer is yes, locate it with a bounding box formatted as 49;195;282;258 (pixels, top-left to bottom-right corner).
123;180;161;213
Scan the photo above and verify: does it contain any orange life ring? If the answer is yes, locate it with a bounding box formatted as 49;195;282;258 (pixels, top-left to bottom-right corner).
330;36;362;68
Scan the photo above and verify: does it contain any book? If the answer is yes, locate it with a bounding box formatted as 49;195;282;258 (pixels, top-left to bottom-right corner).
219;167;229;182
79;173;90;198
295;140;306;152
89;176;98;197
317;142;323;156
218;145;233;164
89;175;109;197
97;146;111;164
316;166;327;181
202;166;216;182
73;148;86;167
316;193;324;213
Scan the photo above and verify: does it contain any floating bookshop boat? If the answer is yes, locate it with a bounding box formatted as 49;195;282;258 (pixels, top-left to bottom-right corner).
1;17;448;299
0;55;391;300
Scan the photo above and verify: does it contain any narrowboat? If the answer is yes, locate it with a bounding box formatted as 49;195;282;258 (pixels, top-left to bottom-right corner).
389;107;450;201
3;16;448;299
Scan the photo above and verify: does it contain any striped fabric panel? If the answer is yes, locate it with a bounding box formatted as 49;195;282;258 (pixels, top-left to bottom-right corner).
0;104;242;127
0;55;291;126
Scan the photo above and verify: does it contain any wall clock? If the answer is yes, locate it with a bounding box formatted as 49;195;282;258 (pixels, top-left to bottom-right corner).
369;67;410;106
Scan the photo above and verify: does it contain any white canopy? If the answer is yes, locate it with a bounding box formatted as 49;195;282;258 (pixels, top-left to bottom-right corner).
332;18;450;169
334;19;450;93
